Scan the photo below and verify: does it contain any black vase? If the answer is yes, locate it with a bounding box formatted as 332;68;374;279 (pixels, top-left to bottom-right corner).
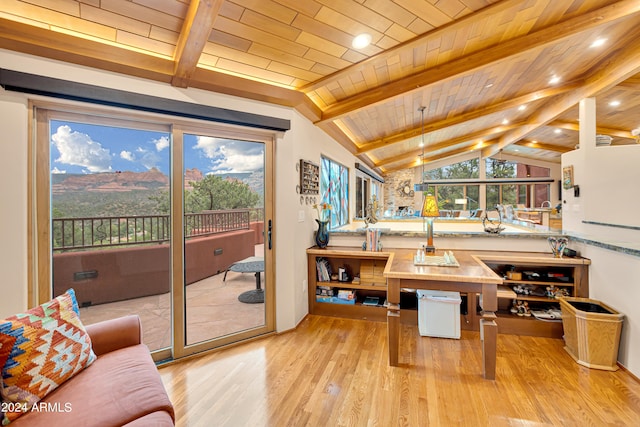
315;219;329;248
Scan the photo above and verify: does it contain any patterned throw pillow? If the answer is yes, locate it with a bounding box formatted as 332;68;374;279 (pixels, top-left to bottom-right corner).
0;289;96;424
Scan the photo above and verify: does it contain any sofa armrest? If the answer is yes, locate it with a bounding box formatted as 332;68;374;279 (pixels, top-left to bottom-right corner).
85;314;143;356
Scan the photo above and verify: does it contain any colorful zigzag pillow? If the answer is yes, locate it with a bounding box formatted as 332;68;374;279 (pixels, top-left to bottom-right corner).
0;289;96;424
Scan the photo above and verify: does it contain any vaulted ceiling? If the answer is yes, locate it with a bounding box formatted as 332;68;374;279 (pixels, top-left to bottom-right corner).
2;0;640;175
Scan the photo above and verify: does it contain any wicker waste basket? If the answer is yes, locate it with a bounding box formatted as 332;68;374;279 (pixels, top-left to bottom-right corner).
558;297;624;371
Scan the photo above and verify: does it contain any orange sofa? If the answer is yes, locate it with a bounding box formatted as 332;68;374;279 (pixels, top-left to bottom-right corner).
10;315;175;426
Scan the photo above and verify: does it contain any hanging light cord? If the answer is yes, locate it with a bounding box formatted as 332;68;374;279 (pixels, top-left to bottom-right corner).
419;106;426;185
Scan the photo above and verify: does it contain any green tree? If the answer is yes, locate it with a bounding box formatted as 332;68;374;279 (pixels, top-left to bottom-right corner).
149;175;260;214
425;159;480;210
191;175;260;212
486;158;517;208
148;191;170;214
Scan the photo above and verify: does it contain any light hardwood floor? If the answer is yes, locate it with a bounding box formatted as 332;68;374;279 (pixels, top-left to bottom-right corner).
159;315;640;426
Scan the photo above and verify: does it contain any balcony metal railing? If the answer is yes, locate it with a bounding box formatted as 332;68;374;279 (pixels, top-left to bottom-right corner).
52;209;262;251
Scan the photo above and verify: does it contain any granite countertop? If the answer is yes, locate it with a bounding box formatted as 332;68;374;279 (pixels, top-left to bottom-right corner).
330;218;563;239
327;219;640;258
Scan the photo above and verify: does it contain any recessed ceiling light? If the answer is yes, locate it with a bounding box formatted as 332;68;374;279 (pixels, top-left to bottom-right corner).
609;100;621;107
590;38;607;48
518;105;526;111
531;140;537;144
549;75;561;85
502;118;509;125
352;33;372;49
485;83;493;88
554;129;562;134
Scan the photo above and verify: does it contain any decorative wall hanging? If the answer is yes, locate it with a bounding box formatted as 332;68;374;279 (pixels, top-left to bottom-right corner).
562;165;574;190
300;159;319;195
397;179;414;197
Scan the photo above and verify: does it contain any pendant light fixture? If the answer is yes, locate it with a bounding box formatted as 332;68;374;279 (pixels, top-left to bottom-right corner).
414;106;429;193
413;106;439;254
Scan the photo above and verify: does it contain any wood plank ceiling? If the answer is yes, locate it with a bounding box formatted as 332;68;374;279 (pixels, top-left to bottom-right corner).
2;0;640;175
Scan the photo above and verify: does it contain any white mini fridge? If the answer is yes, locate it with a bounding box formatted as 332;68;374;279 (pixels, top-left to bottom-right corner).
416;290;461;339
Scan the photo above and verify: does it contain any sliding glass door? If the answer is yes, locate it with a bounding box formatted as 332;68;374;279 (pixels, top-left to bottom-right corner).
179;130;271;352
34;103;275;361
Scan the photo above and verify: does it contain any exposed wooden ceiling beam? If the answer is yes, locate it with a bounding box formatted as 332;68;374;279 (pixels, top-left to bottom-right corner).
315;122;379;171
381;142;496;174
355;82;580;154
549;120;635;139
374;123;522;168
172;0;223;88
0;18;174;82
0;16;321;123
302;0;520;93
314;0;640;123
616;74;640;90
483;29;640;158
514;140;572;154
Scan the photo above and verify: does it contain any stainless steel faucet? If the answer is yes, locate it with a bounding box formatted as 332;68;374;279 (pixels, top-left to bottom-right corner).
541;200;551;208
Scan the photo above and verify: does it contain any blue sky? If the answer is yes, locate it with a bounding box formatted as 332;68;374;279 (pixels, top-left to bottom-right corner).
49;120;264;175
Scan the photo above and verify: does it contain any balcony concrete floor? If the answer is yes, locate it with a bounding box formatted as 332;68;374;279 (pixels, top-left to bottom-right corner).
79;248;266;351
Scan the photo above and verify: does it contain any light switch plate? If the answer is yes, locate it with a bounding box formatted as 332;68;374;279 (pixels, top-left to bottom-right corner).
298;210;305;222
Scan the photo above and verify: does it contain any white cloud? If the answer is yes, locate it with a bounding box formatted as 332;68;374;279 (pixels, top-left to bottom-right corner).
154;136;170;151
193;136;221;158
194;136;264;173
138;149;161;170
121;147;161;170
120;150;135;162
51;167;66;174
51;125;112;172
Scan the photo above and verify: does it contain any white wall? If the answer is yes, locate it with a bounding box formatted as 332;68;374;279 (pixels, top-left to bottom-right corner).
277;110;359;328
561;98;640;376
0;49;358;333
0;87;28;317
571;242;640;374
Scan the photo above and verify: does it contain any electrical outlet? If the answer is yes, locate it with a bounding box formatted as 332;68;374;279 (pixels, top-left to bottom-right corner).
302;279;307;292
298;210;305;222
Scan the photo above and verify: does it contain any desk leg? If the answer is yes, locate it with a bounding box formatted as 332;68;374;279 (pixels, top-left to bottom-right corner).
480;282;498;380
480;313;497;380
387;278;401;366
387;308;400;366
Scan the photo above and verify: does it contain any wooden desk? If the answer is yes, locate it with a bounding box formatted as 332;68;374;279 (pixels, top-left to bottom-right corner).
383;249;502;379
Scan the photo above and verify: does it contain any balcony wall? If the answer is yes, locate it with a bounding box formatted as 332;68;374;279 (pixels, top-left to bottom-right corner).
250;221;265;244
53;227;259;306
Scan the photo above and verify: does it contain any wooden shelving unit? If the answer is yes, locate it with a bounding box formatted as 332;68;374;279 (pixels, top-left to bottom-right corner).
307;248;591;338
307;247;478;328
478;254;590;338
308;248;389;322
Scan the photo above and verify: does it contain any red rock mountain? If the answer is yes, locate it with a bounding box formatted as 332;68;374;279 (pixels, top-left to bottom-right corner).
52;168;204;193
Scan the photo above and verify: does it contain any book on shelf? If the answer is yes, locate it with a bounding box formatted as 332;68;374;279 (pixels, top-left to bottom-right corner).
316;288;334;297
337;289;356;300
316;257;332;282
362;296;380;306
316;296;356;305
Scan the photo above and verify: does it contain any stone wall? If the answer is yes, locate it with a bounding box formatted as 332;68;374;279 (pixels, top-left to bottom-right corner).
383;169;417;214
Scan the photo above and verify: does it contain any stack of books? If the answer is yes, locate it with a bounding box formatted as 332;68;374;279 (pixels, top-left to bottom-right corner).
365;229;381;252
316;288;356;305
315;257;332;282
362;296;380;306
